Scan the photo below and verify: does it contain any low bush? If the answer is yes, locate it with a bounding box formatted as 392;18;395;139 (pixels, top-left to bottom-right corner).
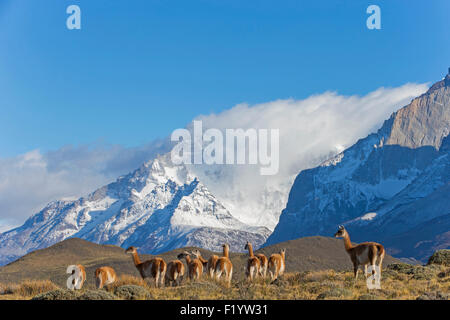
114;285;152;300
32;289;78;300
427;250;450;266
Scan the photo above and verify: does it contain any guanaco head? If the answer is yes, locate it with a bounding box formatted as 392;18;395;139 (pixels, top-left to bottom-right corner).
125;246;137;254
190;249;201;258
280;248;286;258
222;243;229;250
334;225;347;238
244;241;250;250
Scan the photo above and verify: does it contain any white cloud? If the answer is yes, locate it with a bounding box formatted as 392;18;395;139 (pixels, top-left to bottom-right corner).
0;82;429;232
0;140;169;230
188;83;429;228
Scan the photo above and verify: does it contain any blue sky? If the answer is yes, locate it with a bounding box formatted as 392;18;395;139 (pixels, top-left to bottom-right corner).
0;0;449;157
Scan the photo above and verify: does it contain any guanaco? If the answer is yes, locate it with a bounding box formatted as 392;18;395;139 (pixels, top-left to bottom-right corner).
207;254;219;278
268;248;286;281
215;243;233;286
94;266;117;289
334;225;385;282
177;251;203;281
125;246;167;287
165;260;185;286
244;241;261;281
255;253;268;278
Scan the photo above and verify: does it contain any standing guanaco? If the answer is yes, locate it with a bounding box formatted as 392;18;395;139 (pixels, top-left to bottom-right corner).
244;241;261;281
268;248;286;281
165;259;185;286
255;253;268;278
207;254;219;278
177;251;203;281
125;246;167;287
190;249;208;270
334;225;385;282
94;266;117;289
215;243;233;286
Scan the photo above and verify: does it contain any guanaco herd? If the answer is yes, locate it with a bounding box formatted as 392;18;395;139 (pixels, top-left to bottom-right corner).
80;226;384;290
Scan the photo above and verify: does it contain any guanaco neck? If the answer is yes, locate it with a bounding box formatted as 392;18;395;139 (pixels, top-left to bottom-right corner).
343;233;354;252
247;244;254;257
197;254;207;264
185;255;192;264
281;251;285;262
131;251;141;266
223;246;229;258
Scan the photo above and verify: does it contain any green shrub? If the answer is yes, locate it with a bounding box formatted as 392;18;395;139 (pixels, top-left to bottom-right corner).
316;287;352;300
114;285;152;300
416;291;449;300
427;250;450;266
387;263;414;273
77;290;116;300
32;289;78;300
387;263;436;280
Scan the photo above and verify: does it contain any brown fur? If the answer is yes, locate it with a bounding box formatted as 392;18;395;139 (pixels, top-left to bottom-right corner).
177;252;203;281
191;250;208;268
268;249;286;281
334;225;385;282
75;264;86;289
207;255;219;278
255;254;268;278
125;246;167;287
244;242;261;281
215;244;233;286
165;260;185;286
94;266;117;289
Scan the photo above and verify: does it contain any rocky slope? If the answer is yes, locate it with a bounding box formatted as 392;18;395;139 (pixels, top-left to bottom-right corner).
266;70;450;262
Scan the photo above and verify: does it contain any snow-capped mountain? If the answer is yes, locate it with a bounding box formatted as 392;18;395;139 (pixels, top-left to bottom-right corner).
0;154;270;265
266;70;450;262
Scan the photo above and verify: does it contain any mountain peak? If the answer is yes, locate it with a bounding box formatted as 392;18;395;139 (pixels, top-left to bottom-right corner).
428;68;450;92
0;150;270;265
267;70;449;262
446;67;450;86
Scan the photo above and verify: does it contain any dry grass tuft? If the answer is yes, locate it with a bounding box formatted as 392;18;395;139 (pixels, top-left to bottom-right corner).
0;280;58;298
1;263;448;300
109;275;149;289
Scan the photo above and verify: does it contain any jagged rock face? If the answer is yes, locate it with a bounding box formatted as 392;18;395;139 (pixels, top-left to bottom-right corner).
386;82;450;150
266;73;450;262
0;155;270;265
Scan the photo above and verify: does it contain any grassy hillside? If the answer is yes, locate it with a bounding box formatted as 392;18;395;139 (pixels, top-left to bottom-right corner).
0;238;448;300
0;236;399;287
